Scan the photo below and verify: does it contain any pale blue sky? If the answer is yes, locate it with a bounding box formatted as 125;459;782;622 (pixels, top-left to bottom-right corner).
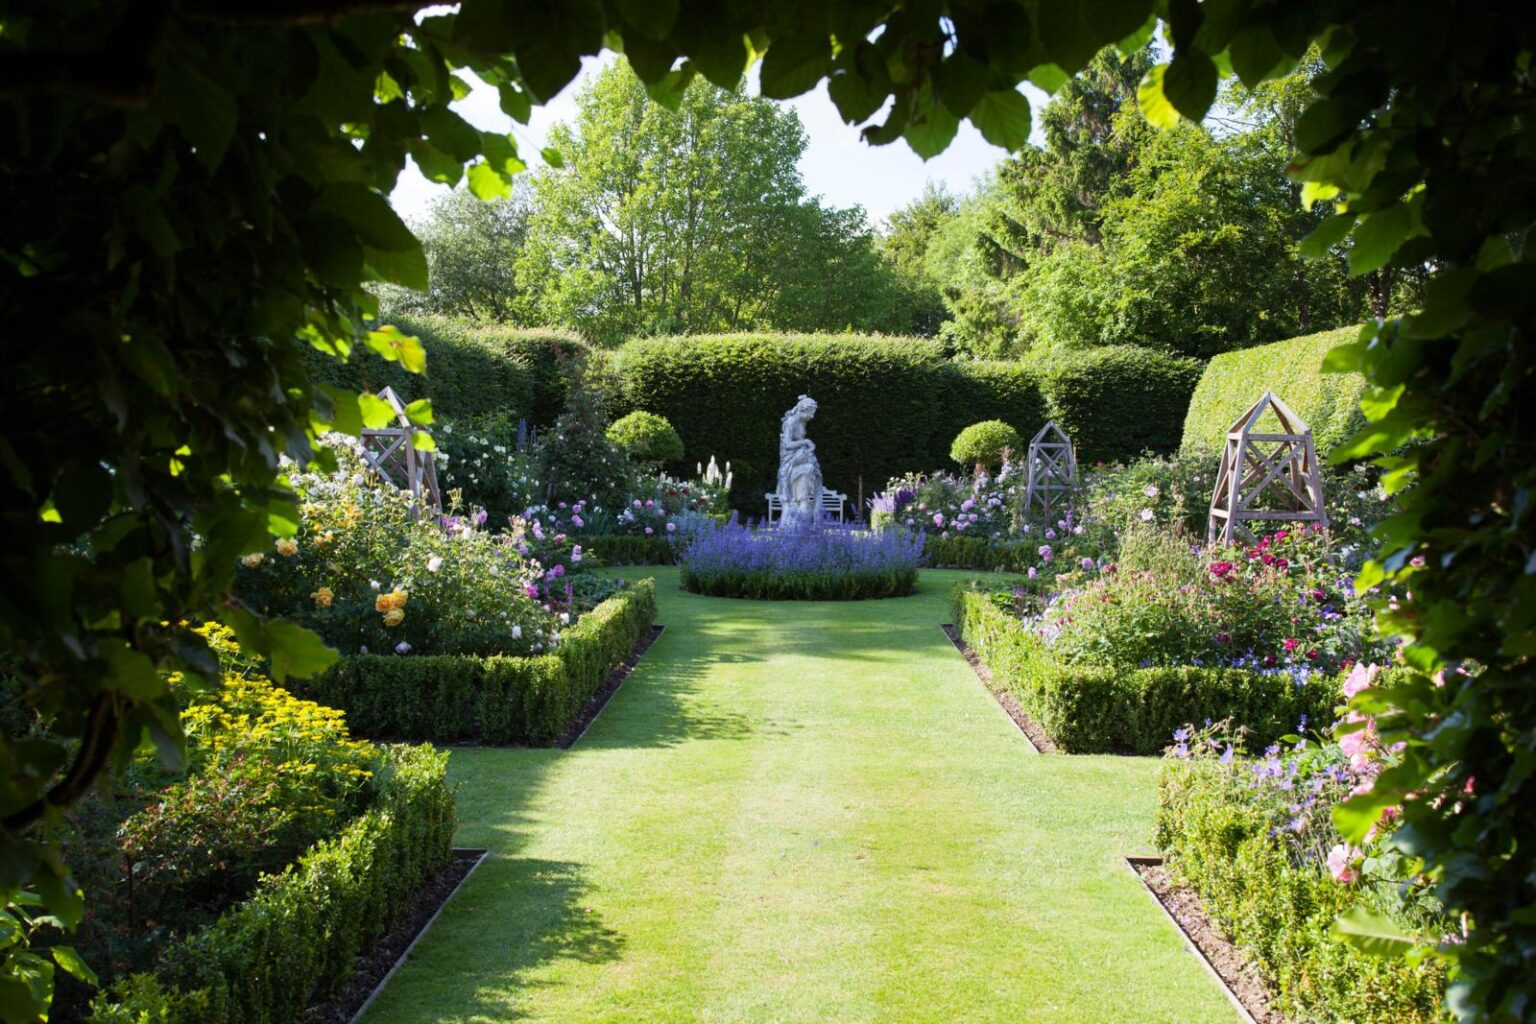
388;54;1049;229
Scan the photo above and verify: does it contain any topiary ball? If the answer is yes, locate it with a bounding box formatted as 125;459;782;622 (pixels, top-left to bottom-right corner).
607;410;685;465
951;420;1021;473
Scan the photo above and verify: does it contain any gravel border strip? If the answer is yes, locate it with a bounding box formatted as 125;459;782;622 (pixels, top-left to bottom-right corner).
1126;856;1282;1024
940;624;1052;754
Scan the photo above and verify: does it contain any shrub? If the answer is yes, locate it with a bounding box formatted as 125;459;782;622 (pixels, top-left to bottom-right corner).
91;743;456;1024
950;584;1338;754
1156;725;1448;1023
607;411;685;466
1039;526;1386;676
542;359;634;509
290;580;657;744
1042;346;1203;463
1181;325;1368;458
235;439;553;659
950;420;1022;473
436;413;546;526
612;334;1049;507
573;534;677;565
680;520;922;600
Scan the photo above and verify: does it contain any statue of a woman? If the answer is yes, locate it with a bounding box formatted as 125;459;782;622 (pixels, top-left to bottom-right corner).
776;395;823;527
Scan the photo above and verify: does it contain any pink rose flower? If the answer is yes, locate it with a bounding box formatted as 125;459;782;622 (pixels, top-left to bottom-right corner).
1326;843;1358;883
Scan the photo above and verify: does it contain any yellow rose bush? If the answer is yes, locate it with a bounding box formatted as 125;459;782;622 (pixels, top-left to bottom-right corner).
236;438;560;658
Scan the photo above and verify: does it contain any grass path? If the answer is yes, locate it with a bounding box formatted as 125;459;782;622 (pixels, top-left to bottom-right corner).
361;568;1238;1024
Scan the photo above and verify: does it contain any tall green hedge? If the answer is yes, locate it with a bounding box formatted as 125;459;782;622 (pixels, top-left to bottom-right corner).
92;743;456;1024
291;580;656;745
1180;325;1368;458
304;314;583;424
1043;346;1204;465
612;334;1048;508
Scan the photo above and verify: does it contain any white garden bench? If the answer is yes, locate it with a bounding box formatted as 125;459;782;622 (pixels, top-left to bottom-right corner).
765;489;847;523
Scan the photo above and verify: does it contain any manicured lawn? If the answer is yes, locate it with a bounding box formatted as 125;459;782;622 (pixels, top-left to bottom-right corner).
361;568;1238;1024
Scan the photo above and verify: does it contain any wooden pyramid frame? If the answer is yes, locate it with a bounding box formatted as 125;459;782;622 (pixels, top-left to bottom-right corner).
1206;391;1328;546
360;386;442;513
1024;420;1078;520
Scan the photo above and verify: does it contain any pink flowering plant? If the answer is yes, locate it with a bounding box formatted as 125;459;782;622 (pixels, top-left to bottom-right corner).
1035;526;1387;675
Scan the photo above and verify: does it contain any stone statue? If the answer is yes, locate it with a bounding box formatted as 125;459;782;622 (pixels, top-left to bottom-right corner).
776;395;823;528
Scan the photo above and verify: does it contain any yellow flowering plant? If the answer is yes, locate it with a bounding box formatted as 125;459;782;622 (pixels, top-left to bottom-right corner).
236;437;556;657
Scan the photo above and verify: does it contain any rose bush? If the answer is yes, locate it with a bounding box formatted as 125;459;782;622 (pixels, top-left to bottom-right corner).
235;439;556;657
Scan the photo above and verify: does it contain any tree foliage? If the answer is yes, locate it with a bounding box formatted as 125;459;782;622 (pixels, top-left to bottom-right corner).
383;183;534;322
924;50;1418;360
516;64;912;344
3;0;1533;1019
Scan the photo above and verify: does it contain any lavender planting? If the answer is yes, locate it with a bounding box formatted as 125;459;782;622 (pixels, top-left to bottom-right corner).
679;518;923;600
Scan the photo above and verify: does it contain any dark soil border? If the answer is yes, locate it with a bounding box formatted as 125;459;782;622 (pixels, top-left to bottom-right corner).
558;624;666;748
1126;856;1280;1024
940;624;1054;754
302;847;488;1024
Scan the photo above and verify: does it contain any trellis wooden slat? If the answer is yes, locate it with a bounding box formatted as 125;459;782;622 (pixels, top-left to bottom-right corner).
1206;391;1327;546
1024;420;1078;520
360;386;442;513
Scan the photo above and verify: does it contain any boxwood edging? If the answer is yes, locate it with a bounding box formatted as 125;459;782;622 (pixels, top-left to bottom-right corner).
290;579;657;745
577;534;677;566
91;743;455;1023
950;584;1338;755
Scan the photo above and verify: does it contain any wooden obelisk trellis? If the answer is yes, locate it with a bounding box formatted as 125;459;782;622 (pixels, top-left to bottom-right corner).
360;386;442;513
1024;421;1078;520
1206;391;1328;546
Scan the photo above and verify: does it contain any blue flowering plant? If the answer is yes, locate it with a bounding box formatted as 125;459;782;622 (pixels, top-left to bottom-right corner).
679;517;924;600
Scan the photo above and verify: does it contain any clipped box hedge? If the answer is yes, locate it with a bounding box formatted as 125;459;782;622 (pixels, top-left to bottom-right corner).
304;313;583;424
1181;324;1368;458
1043;346;1204;465
575;533;678;566
1157;755;1448;1022
290;579;656;745
611;334;1049;506
91;743;456;1024
921;535;1041;572
951;584;1337;754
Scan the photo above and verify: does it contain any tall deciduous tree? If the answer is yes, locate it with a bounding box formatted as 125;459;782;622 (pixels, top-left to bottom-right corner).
383;182;534;321
516;64;908;344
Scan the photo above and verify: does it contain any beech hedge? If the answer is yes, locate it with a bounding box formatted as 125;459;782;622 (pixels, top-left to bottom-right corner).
950;585;1335;754
1043;346;1204;465
610;334;1050;508
91;743;455;1024
1181;325;1368;458
289;580;656;745
305;314;582;424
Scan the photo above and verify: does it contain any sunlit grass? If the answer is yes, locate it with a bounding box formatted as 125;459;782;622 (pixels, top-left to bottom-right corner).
361;568;1237;1024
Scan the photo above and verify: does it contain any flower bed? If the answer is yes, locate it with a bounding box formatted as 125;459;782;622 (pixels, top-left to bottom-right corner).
950;584;1338;754
1155;717;1448;1023
90;743;454;1024
680;520;922;600
289;579;657;744
37;635;456;1023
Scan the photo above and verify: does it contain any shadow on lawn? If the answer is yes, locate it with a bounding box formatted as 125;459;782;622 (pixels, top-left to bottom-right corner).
433;855;625;1022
